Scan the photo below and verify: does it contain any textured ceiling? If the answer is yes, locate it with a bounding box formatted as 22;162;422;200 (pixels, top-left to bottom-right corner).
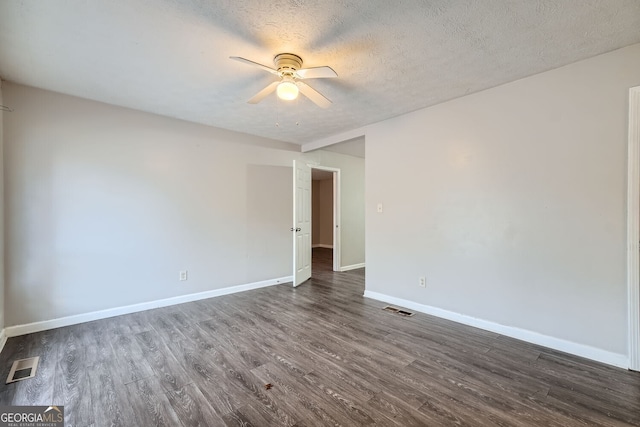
1;1;639;144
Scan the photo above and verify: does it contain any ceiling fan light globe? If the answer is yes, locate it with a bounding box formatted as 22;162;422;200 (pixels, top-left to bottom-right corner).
277;81;299;100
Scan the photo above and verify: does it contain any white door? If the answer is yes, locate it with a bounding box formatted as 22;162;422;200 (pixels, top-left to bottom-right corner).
293;160;312;286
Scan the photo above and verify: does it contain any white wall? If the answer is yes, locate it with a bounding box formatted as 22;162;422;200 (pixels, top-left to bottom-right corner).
318;179;334;246
366;43;640;358
312;178;333;247
3;83;365;327
0;80;4;333
312;180;320;245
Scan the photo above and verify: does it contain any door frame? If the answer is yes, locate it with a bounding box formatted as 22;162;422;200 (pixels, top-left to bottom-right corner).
627;85;640;371
311;165;341;272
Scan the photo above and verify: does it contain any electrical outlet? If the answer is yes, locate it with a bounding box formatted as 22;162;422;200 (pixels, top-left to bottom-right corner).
179;270;188;281
419;276;426;288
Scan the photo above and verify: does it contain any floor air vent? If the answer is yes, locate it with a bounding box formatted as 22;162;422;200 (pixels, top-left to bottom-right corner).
6;356;39;384
382;306;414;317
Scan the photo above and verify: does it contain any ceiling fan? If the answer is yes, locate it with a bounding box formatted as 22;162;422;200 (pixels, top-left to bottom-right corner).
230;53;337;108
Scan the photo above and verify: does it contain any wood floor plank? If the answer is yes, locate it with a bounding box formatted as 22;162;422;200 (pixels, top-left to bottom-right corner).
1;248;639;426
242;330;316;377
166;337;243;417
88;361;137;427
124;375;182;427
222;406;259;427
412;356;557;426
307;356;378;403
202;349;297;426
338;350;429;410
81;320;117;366
250;362;347;427
135;329;192;392
535;351;640;404
193;301;242;335
366;390;436;427
175;300;215;324
11;329;59;406
546;384;640;426
53;327;94;427
301;370;375;425
417;392;498;427
109;328;155;385
304;315;414;367
489;335;544;362
148;309;189;343
165;382;225;427
0;335;30;377
0;335;30;398
0;390;11;407
110;310;153;336
195;322;268;373
529;392;630;427
164;310;199;338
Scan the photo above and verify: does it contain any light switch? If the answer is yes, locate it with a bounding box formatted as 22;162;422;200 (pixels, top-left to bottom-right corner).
377;203;383;213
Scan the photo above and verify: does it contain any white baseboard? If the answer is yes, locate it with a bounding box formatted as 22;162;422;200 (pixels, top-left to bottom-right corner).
363;290;629;370
0;329;6;354
312;244;333;249
340;263;365;272
4;276;293;339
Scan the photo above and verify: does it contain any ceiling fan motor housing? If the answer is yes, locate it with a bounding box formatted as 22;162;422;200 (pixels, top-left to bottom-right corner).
274;53;302;76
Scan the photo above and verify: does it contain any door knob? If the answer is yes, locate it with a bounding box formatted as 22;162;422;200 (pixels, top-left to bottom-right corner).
291;227;301;232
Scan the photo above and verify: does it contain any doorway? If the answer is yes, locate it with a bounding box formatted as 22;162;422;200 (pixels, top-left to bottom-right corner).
312;168;339;275
311;166;340;274
292;161;341;287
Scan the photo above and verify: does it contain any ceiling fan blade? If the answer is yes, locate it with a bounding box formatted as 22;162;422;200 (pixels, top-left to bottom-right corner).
247;81;279;104
296;66;338;79
297;81;332;108
230;56;278;75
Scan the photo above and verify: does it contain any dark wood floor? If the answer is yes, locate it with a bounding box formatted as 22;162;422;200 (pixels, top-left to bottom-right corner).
1;248;639;426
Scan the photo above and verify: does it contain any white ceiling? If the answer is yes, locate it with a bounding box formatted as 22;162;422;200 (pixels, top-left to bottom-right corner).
1;1;639;145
